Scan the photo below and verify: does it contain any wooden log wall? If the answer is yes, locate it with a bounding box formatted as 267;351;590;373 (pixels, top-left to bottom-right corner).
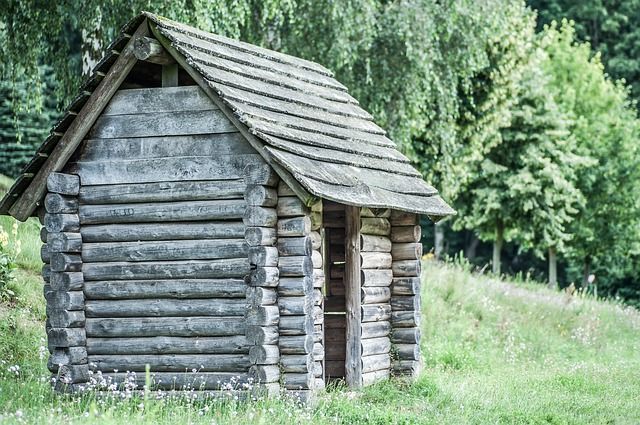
276;181;321;401
53;86;261;393
359;208;393;386
389;210;422;377
244;164;280;397
43;173;89;390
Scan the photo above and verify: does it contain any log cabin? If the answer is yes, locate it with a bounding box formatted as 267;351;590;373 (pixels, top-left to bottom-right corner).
0;12;455;400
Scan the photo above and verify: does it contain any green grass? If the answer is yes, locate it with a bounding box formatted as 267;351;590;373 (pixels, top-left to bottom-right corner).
0;220;639;423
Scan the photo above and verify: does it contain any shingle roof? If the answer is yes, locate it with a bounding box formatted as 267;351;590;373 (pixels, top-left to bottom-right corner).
0;13;455;219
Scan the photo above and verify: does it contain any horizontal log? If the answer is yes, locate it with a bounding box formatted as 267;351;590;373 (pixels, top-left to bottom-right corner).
390;225;421;243
360;252;392;269
248;246;278;267
245;305;279;326
79;200;246;224
279;335;313;354
361;269;393;287
361;337;391;356
392;360;421;377
361;217;390;236
45;193;78;214
47;173;80;196
85;317;246;337
310;231;322;250
391;310;420;328
361;287;391;304
249;365;280;383
361;304;392;322
81;221;245;242
249;345;280;365
48;347;87;371
280;354;312;373
100;372;250;390
391;277;421;295
102;86;214;116
361;208;390;218
246;326;278;345
361;321;391;339
395;344;420;360
313;288;323;306
391;243;423;260
50;253;82;272
389;211;418;226
311;250;323;269
85;298;247;318
78;180;246;204
313;325;323;342
44;290;84;311
47;232;82;253
362;353;391;374
313;342;324;359
313;269;325;288
88;354;251;372
246;287;277;306
277;216;311;237
391;327;421;344
278;296;313;316
82;239;248;263
86;336;247;355
277;236;312;256
243;162;278;187
41;244;51;263
243;206;277;227
83;258;250;281
362;369;389;386
245;227;276;247
279;315;314;336
57;364;90;384
42;265;51;283
48;309;85;328
47;328;86;348
282;372;313;390
277;196;309;217
360;234;391;252
49;272;83;291
392;260;422;277
313;361;323;377
247;267;279;287
133;36;175;65
45;213;79;232
279;256;313;277
40;226;48;243
244;185;277;207
278;276;313;297
390;295;420;312
83;279;246;299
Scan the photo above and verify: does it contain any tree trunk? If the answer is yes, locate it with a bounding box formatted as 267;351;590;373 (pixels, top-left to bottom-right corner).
465;232;480;261
81;9;103;78
548;247;557;289
492;219;503;274
434;222;444;260
582;256;591;288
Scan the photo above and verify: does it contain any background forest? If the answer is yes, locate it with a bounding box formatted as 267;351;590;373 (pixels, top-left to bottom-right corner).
1;0;639;306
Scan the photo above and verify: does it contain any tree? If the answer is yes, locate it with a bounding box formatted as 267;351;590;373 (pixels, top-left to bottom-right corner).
455;47;587;283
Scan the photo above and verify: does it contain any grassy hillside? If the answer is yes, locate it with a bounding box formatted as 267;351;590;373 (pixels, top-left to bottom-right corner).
0;215;638;424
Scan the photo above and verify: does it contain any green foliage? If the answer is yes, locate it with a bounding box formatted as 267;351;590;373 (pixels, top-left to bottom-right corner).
0;225;17;302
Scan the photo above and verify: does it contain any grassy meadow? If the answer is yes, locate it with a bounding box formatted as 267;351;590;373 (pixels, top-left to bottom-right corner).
0;195;638;423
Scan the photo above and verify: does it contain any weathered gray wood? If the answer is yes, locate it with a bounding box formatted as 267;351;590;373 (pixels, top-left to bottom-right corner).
276;196;309;217
392;360;421;376
50;253;82;272
361;304;392;322
89;354;250;372
244;185;277;207
311;250;322;269
391;243;423;260
391;310;420;328
361;270;393;287
47;173;80;196
47;232;82;253
361;208;391;218
360;252;392;269
69;154;262;186
344;205;362;388
85;298;247;317
45;213;79;232
392;260;422;277
362;369;389;386
48;309;85;328
49;347;87;369
50;272;83;291
86;336;247;355
277;181;296;196
102;86;215;116
41;244;51;263
279;335;313;354
277;216;311;237
57;364;90;384
78;179;246;204
243;206;277;227
361;287;391;304
248;246;278;267
81;221;245;243
279;315;314;336
280;354;312;373
246;326;278;345
312;269;325;289
47;328;86;348
282;372;313;390
45;193;78;214
245;305;279;326
391;327;421;344
246;287;277;306
391;277;421;296
85;317;245;337
79;200;246;225
44;289;84;311
361;337;390;356
390;211;418;226
310;231;321;250
40;226;48;243
9;22;150;221
82;258;250;281
390;225;421;243
162;63;179;87
360;217;390;236
247;267;279;287
243;163;278;187
278;296;313;315
100;371;250;390
249;345;279;364
395;344;420;360
83;279;247;299
360;235;391;252
362;353;391;374
277;236;312;256
361;321;391;339
249;365;280;382
313;289;323;306
82;239;248;262
279;256;313;277
245;227;277;247
134;36;175;65
390;295;420;312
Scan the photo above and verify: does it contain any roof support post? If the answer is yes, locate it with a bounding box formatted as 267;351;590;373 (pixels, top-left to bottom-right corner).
344;205;362;387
